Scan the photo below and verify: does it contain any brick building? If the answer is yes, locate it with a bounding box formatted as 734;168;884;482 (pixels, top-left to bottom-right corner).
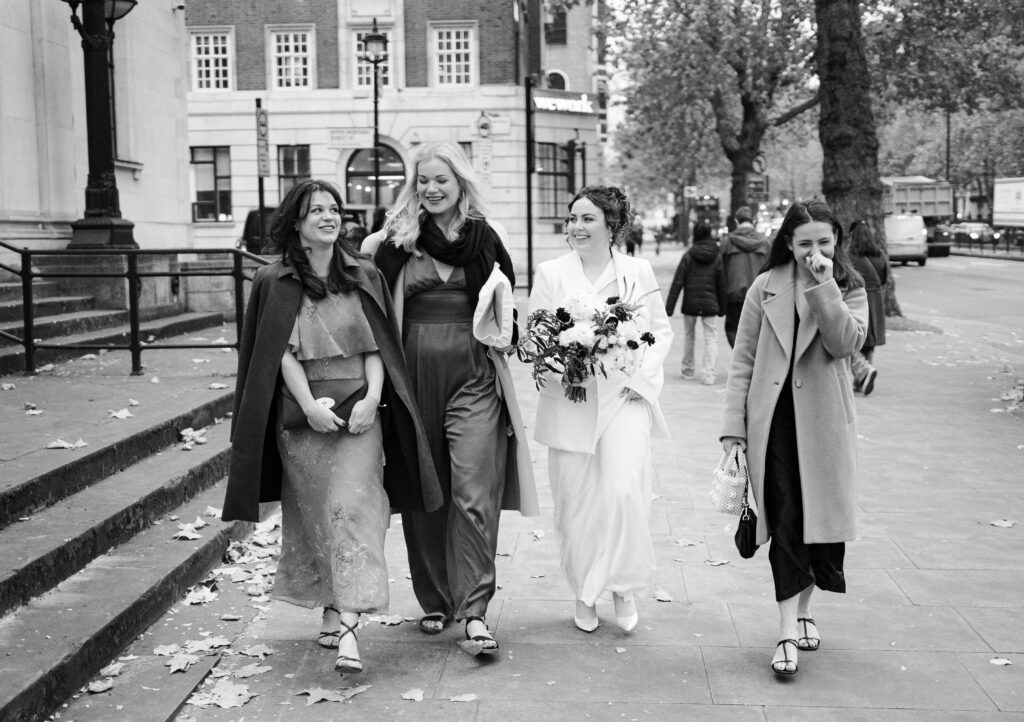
185;0;606;276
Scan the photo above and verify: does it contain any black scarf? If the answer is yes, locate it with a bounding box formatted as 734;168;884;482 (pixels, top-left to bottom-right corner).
417;217;506;309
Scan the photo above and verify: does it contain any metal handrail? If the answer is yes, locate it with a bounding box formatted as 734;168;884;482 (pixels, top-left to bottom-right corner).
0;241;270;375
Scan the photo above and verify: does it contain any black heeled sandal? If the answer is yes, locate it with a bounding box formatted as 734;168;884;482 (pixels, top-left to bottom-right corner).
464;616;499;653
317;605;341;649
772;639;798;676
796;617;820;651
334;619;363;674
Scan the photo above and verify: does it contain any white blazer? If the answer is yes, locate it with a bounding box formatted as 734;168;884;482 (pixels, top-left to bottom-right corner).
528;249;673;453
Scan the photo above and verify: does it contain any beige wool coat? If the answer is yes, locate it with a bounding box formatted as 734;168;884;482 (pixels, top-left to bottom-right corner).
720;262;867;545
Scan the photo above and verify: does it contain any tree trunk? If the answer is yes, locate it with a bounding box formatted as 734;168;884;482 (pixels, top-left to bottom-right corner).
814;0;902;316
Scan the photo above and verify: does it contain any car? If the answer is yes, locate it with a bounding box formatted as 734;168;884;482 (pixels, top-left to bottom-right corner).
884;214;928;266
927;223;953;257
950;222;1001;246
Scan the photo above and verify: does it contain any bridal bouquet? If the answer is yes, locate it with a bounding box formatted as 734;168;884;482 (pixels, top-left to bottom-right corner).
516;287;656;403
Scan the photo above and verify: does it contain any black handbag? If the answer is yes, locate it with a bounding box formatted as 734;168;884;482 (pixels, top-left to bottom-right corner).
278;378;368;430
734;484;759;559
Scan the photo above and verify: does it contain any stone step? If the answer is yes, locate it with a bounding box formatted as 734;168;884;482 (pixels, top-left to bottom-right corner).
0;311;228;376
0;388;233;530
0;420;231;617
0;308;129;345
0;481;248;722
0;294;95;324
0;281;62;304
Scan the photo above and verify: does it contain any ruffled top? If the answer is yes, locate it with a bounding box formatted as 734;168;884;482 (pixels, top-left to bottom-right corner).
287;289;378;361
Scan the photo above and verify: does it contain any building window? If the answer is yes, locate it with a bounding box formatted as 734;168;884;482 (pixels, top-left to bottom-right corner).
355;29;391;88
431;24;476;86
278;145;310;201
345;145;406;208
545;8;567;45
190;146;232;222
547;71;567;90
536;142;572;219
270;28;314;89
191;30;233;90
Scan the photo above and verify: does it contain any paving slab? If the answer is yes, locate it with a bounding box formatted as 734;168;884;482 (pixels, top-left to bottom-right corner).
889;570;1024;607
957;607;1024;654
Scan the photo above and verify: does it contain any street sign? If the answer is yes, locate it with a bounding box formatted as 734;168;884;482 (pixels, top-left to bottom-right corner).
746;172;769;203
683;185;698;198
327;127;374;149
256;107;270;178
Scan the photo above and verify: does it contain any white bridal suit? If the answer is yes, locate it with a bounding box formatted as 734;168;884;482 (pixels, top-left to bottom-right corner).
529;249;673;605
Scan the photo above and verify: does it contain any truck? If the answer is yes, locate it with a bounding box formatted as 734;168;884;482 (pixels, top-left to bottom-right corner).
993;178;1024;245
881;176;955;257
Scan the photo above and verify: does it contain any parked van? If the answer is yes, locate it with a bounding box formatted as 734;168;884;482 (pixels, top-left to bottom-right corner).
884;214;928;266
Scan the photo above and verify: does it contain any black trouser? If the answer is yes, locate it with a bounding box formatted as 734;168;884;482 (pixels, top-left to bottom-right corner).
725;301;744;347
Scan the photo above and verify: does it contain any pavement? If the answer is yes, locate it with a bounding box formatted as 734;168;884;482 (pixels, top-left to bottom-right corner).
4;247;1023;721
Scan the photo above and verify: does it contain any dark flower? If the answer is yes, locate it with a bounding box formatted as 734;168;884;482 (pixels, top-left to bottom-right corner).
555;307;572;323
605;296;620;305
641;331;656;345
626;340;639;349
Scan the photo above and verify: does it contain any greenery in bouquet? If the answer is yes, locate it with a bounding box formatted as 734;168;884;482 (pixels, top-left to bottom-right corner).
516;288;656;403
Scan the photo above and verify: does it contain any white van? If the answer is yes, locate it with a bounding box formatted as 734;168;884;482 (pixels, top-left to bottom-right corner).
883;214;928;266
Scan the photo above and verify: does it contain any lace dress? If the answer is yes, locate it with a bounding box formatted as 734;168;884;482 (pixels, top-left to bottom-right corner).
271;289;390;613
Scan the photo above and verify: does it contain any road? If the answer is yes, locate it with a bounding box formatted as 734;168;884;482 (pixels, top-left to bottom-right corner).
893;255;1024;347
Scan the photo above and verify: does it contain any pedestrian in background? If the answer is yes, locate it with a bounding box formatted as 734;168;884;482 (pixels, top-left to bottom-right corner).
222;179;442;677
665;221;727;384
530;186;672;634
721;206;770;347
846;220;887;395
362;141;538;653
720;199;867;677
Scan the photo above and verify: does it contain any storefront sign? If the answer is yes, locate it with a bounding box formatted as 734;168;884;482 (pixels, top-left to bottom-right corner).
533;92;596;115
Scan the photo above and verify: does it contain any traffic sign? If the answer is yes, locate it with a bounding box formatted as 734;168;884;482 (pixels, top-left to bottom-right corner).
683;185;698;199
256;107;270;178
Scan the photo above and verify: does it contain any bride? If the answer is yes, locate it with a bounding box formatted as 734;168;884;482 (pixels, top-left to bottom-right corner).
528;186;672;632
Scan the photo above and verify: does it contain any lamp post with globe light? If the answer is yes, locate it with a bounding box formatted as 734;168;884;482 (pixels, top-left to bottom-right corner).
362;19;388;212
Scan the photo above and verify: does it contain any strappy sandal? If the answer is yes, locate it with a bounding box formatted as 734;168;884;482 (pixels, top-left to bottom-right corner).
772;639;798;676
464;616;499;653
317;605;341;649
334;619;363;675
797;617;820;651
417;612;448;636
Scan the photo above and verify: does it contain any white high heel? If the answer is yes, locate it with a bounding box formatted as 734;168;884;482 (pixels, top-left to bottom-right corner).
613;593;638;632
574;600;598;632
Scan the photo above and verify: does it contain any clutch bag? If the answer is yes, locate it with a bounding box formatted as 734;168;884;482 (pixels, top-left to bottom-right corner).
734;494;759;559
278;378;368;430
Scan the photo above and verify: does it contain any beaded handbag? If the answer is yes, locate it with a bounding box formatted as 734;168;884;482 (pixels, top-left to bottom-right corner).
710;443;748;515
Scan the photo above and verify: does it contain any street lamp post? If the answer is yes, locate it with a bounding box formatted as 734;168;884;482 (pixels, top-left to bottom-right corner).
362;19;388;212
61;0;138;247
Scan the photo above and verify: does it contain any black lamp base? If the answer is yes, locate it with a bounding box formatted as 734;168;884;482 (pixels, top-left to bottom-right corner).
69;216;137;248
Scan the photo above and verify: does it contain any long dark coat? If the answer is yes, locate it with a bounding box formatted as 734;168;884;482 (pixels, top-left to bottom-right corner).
222;250;443;522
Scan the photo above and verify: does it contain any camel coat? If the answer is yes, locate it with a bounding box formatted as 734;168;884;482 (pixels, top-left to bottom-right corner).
720;263;867;545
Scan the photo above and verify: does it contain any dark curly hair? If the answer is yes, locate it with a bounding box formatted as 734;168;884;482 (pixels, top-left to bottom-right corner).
764;199;863;290
567;185;634;244
270;179;364;300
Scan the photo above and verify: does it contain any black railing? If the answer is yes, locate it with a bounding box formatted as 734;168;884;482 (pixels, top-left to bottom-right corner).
0;241;269;375
951;228;1024;255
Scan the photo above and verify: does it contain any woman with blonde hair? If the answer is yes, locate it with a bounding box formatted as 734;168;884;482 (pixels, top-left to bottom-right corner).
362;141;538;653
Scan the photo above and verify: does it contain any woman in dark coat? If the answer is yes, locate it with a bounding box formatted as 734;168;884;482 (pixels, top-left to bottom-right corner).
222;180;441;676
846;220;888;395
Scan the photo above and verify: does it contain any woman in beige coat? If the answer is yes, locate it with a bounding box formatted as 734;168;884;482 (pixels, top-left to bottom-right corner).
721;200;867;677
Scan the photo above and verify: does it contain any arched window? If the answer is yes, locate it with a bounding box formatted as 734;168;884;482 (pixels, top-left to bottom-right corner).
345;145;406;208
547;71;567;90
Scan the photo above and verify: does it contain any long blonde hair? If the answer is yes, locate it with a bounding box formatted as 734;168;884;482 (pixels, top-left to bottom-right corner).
384;141;490;250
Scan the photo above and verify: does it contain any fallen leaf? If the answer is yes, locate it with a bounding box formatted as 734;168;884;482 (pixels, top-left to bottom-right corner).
185;636;230;653
187;679;254;709
192;358;210;364
221;613;242;621
46;438;88;450
119;655;140;661
990;658;1013;666
990;519;1017;528
205;506;223;518
173;524;202;541
25;409;43;416
450;693;478;702
209;382;230;390
615;647;626;654
546;681;556;686
672;539;699;547
233;663;272;678
365;613;405;626
87;678;114;694
239;643;276;660
153;644;182;657
37;363;55;372
99;662;126;677
167;653;201;673
401;688;424;701
531;529;546;541
108;408;135;419
184;586;218;605
653;587;673;602
150;376;160;384
128;398;139;406
704;559;730;566
192;516;209;529
1;383;15;390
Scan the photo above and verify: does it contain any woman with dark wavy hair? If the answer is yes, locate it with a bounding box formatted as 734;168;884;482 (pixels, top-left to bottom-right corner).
529;186;673;634
721;199;866;676
222;179;441;677
846;219;887;395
